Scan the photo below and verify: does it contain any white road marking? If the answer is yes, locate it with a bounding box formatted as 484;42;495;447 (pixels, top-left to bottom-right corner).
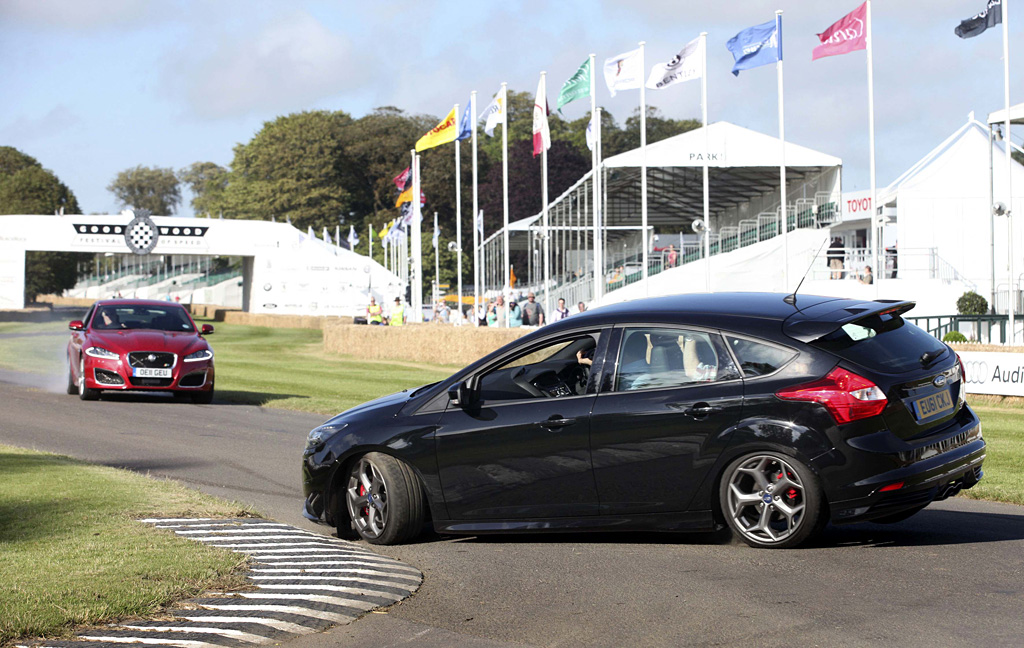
249;558;417;571
196;603;353;624
252;567;421;580
77;636;220;648
256;583;411;596
174;615;310;634
117;625;269;644
250;573;420;585
213;591;388;610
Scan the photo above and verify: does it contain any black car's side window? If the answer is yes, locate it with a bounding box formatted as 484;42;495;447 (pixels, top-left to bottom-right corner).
725;336;797;377
476;334;599;403
613;328;739;392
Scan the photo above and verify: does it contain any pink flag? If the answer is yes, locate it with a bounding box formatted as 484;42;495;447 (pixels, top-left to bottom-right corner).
532;75;551;157
812;2;867;61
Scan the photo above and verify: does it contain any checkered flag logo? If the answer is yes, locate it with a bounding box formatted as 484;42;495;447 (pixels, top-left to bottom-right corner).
123;209;159;255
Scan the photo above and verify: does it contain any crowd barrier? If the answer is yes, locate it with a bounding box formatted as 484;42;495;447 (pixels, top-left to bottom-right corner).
323;322;530;367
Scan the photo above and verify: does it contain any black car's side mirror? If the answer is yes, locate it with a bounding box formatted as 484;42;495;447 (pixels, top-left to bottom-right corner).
201;324;215;335
448;380;477;408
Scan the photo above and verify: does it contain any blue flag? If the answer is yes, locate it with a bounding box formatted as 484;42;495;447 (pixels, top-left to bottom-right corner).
456;100;473;141
726;17;781;76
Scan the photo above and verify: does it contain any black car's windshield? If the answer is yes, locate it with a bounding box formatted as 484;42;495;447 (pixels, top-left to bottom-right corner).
91;305;195;332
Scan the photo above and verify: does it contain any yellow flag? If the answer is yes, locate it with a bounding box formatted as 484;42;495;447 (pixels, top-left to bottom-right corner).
415;107;458;152
395;186;413;207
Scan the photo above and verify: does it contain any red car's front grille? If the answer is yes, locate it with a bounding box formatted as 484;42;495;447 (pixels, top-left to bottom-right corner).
128;352;175;368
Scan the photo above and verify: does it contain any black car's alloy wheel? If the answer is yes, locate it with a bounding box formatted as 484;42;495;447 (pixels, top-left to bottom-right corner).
345;452;424;545
720;452;824;549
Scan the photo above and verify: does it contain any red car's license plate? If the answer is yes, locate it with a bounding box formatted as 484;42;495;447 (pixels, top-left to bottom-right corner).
134;368;172;378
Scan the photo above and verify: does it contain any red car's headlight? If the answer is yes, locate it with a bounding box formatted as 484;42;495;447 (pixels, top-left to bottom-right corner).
85;346;118;359
184;349;213;362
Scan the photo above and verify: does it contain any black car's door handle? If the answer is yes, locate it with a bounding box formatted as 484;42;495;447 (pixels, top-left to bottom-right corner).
681;403;721;418
540;417;576;429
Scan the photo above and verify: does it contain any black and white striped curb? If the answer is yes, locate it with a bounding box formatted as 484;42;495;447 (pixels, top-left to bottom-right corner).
19;518;422;648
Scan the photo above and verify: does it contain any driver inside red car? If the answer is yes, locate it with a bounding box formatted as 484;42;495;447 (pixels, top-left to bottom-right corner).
96;308;124;330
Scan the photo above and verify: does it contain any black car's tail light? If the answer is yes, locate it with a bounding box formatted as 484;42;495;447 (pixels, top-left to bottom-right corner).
776;367;887;425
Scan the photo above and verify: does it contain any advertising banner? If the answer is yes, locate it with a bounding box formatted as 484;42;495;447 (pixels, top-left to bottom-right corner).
958;350;1024;396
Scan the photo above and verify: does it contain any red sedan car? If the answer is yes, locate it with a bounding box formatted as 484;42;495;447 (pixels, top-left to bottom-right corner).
67;299;215;403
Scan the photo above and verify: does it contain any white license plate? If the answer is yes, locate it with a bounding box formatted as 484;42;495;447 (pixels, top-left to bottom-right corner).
134;367;172;378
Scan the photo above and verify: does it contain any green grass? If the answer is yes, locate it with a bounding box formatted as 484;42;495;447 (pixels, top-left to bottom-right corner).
0;444;254;645
206;322;457;415
960;405;1024;506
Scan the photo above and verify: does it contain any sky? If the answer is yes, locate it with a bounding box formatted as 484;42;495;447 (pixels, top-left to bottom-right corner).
1;0;1021;217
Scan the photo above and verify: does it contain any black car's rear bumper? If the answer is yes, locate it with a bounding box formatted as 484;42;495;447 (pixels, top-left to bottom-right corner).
828;435;986;524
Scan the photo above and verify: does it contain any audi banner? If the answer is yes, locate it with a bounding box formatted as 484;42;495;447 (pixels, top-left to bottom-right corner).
958;351;1024;396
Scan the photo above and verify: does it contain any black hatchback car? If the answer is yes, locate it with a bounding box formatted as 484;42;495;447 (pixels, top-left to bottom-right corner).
302;293;985;548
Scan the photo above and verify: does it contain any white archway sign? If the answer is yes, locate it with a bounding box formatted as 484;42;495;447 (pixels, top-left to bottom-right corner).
0;212;404;315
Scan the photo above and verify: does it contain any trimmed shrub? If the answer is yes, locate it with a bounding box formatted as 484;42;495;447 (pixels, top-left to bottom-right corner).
957;291;988;315
943;330;968;343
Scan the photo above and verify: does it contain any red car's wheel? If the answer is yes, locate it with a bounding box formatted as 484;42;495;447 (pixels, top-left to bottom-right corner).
78;356;99;401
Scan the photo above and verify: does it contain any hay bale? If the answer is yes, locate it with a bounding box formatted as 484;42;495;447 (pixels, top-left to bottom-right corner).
221;311;353;329
323;322;530;366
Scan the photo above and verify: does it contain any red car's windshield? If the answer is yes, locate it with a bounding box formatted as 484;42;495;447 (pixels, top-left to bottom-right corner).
91;305;195;332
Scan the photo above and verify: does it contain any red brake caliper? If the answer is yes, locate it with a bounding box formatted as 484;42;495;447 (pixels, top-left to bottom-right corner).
359;483;368;516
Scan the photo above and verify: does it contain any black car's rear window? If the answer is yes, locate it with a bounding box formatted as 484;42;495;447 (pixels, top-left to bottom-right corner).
812;314;945;373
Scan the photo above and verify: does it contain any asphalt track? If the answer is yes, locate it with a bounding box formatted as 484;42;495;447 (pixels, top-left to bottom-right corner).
2;372;1023;648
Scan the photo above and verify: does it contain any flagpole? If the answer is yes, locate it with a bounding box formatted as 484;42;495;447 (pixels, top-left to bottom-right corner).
639;41;649;296
455;103;463;324
1003;0;1015;342
867;0;879;297
471;90;479;323
501;82;511;326
541;72;551;318
434;211;440;307
776;10;789;291
590;53;603;303
369;224;373;260
412;150;423;322
701;32;711;293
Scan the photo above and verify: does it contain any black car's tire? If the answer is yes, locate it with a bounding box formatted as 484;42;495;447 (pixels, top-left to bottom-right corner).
719;451;826;549
66;357;78;395
871;504;928;524
78;357;99;401
344;452;424;545
191;386;214;404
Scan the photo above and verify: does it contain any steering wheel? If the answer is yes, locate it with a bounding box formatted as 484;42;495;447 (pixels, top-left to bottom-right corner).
569;365;589;393
512;366;547;398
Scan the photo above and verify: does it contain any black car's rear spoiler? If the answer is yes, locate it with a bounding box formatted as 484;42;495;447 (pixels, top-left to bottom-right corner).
782;299;916;343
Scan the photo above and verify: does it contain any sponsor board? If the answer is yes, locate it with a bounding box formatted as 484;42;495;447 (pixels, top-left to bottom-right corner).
958;351;1024;397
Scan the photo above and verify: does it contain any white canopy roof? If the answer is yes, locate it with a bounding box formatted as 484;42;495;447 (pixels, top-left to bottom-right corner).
988;102;1024;125
602;121;842;169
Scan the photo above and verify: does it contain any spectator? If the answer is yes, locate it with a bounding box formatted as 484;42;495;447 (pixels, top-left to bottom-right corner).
521;292;545;326
476;302;487;327
492;295;507;327
577;301;587;314
552;298;570;322
434;299;450;324
666;245;678;268
389;297;406;326
486;301;498;327
508;300;523;327
859;265;874;285
366;297;383;325
827;237;845;280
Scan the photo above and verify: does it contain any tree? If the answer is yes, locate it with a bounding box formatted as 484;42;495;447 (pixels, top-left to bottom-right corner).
0;146;88;303
108;165;181;215
216;111;359;231
178;162;228;217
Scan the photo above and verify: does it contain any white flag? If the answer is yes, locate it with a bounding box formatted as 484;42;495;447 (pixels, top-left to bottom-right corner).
481;86;506;137
603;47;644;97
432;213;439;250
347;224;359;249
475;209;484;237
532;75;551;156
324;228;333;245
585;114;596;151
647;36;703;89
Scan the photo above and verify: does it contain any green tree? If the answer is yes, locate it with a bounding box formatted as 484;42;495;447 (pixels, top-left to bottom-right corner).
108;165;181;215
0;146;88;303
178;162;228;217
218;111;359;230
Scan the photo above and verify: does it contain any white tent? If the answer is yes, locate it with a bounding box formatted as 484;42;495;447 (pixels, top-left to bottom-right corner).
883;117;1024;308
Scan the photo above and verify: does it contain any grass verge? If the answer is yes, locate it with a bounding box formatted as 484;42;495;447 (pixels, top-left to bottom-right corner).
0;444;253;645
960;403;1024;506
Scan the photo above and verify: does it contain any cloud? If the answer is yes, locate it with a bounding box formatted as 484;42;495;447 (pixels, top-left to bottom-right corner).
0;104;80;143
169;11;367;119
0;0;170;30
